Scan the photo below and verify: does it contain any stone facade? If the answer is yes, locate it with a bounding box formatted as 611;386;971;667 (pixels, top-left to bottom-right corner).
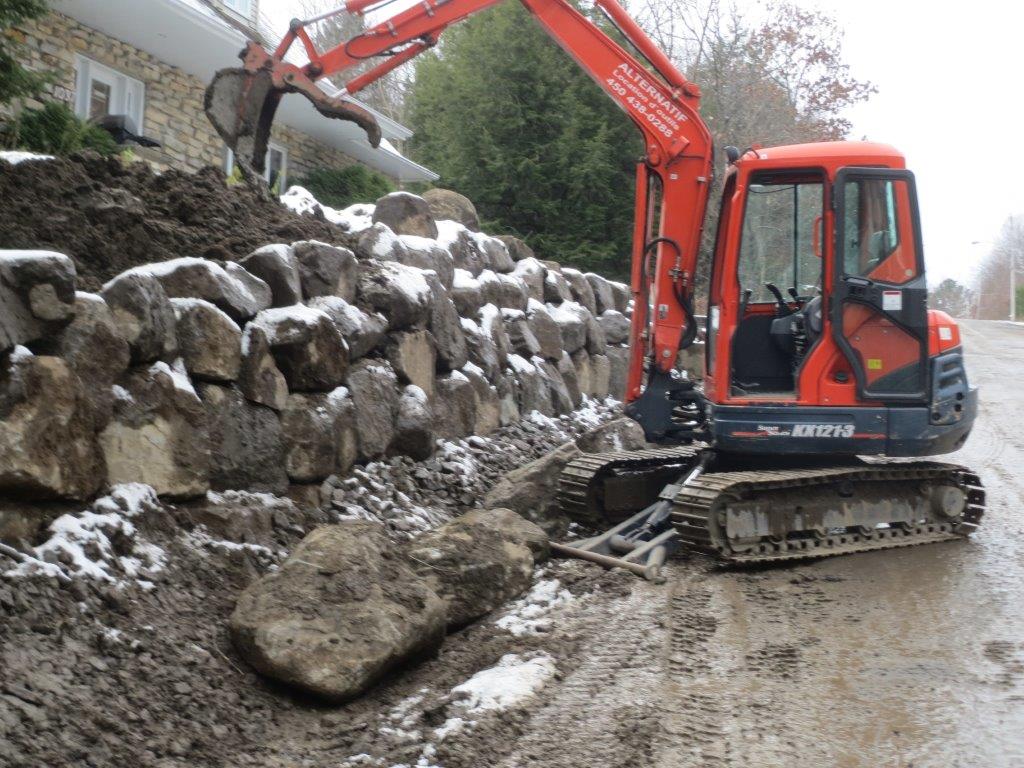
7;11;376;182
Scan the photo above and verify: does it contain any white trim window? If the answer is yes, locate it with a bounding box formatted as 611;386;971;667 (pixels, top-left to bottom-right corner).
74;56;145;133
221;0;253;19
225;143;288;191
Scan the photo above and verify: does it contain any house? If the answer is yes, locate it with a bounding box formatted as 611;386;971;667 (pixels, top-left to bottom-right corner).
8;0;438;187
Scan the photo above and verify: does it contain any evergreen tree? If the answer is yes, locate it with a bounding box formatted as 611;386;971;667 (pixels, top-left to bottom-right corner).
409;1;641;277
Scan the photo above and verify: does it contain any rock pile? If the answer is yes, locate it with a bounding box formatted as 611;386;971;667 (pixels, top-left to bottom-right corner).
0;190;634;509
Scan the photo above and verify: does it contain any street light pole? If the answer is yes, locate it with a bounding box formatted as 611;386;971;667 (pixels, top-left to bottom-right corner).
1011;247;1017;322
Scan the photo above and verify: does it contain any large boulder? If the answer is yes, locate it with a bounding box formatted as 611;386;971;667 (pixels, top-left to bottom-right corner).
251;306;348;391
590;353;611;399
280;388;358;483
483;442;580;534
224;262;273;313
576;416;646;453
199;383;288;494
406;508;548;629
513;257;545;303
584;309;607;355
386;330;437;399
562;267;598;315
307;296;386;361
172;298;242;383
438;222;486;277
548;301;588;354
230;523;446;702
44;292;129;427
606;346;631;400
0;250;77;352
389;385;435;461
572;349;593;397
346;359;400;459
450;269;484;317
355;222;406;262
238;245;302;307
503;310;541;359
398;238;454;292
543;266;573;305
433;372;477;440
585;272;616;315
0;351;104;500
292;240;359;302
121;258;265;321
461;318;500;383
357;260;434;331
479;303;511;369
599;309;630;345
538;359;574;416
496;235;536;263
557;351;583;408
509;354;553;416
462;364;500;436
99;361;210;498
526;299;563;361
372;192;439;239
101;271;177;363
496;374;520;426
424;273;468;373
423;188;480;231
238;324;288;411
609;281;631;313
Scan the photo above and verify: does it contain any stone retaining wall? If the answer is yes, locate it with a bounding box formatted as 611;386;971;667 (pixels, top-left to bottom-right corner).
0;191;634;506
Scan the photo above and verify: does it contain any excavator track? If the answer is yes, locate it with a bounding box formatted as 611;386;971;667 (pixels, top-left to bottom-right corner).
670;462;985;564
559;446;701;526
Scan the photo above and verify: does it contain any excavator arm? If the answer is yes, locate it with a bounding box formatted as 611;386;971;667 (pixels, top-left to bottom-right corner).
205;0;713;404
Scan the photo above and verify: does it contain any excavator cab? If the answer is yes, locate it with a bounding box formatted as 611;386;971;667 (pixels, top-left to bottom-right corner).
701;143;977;457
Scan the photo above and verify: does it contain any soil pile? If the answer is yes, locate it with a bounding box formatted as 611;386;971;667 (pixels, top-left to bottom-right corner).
0;153;351;292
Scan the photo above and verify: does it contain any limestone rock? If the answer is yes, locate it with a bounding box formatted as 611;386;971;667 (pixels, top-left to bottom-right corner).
122;257;265;321
406;508;546;629
101;271;177;363
543;267;573;305
372;192;439;239
238;324;288;411
577;416;647;453
398;238;454;291
461;317;500;383
483;442;580;534
293;240;358;302
496;374;520;426
591;353;611;399
433;372;477;440
355;222;406;262
496;235;536;263
280;388;358;483
346;359;400;459
224;262;273;314
479;303;511;369
526;300;563;361
450;269;484;317
308;296;386;361
538;359;574;416
172;298;242;383
609;281;631;313
230;523;446;702
562;267;597;315
463;364;500;436
606;346;630;400
586;272;616;315
424;273;468;373
389;385;435;461
0;250;77;351
557;351;583;408
357;260;434;331
547;301;587;354
509;355;552;417
503;310;541;359
99;360;210;498
423;188;480;231
199;383;288;494
45;292;129;427
439;223;486;277
251;306;348;392
386;330;437;399
584;309;607;355
239;245;302;308
0;352;104;500
513;257;545;303
572;349;593;398
599;309;630;345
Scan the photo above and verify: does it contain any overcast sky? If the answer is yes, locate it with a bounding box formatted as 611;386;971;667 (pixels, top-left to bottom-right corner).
262;0;1022;287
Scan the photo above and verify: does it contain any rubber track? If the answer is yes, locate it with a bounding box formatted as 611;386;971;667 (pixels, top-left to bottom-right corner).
670;462;986;564
559;446;700;524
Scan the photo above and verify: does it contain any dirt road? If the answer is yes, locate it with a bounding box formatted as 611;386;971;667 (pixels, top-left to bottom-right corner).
463;319;1024;768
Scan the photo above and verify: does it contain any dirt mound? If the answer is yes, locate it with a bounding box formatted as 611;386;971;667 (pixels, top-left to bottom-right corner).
0;153;353;292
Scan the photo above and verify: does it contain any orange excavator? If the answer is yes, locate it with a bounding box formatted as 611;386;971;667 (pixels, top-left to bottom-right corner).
205;0;983;578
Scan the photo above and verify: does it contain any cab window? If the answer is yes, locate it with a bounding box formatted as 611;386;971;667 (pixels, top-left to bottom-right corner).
841;177;918;283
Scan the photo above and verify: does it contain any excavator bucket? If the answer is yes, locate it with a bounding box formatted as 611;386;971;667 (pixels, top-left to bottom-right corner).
204;43;382;178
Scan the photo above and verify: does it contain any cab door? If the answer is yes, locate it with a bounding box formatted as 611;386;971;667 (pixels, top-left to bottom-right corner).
832;168;929;402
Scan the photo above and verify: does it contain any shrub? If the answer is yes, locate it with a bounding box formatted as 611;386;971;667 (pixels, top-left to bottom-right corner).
300;164;394;208
13;101;118;156
0;0;52;105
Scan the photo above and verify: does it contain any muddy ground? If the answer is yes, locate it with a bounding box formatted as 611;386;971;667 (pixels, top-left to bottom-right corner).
3;321;1022;768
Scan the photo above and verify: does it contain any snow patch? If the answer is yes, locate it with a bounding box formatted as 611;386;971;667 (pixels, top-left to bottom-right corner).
0;150;54;165
450;653;556;713
280;186;375;232
495;577;574;636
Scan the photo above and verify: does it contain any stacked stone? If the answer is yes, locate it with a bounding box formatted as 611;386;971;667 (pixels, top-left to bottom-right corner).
0;191;634;504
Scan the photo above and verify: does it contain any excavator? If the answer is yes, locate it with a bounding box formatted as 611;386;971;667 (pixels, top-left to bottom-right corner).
204;0;984;579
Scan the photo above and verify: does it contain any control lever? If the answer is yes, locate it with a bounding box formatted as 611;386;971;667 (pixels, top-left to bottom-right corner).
787;287;799;301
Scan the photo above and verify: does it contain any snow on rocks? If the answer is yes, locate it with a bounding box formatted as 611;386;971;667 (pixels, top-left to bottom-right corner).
280;186;374;232
1;249;78;352
358;260;434;331
250;304;348;391
495;576;575;636
238;244;302;307
372;191;439;239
